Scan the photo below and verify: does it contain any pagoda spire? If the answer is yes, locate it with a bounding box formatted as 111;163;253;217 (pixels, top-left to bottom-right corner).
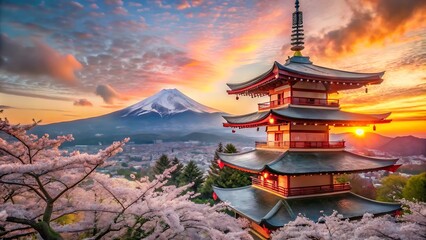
291;0;304;56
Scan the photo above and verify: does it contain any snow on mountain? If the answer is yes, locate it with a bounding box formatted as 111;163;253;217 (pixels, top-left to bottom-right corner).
122;89;220;117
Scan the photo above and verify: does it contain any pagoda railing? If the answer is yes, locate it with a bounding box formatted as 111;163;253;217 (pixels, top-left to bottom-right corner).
251;177;351;197
255;141;290;149
255;141;345;149
289;141;345;149
258;97;339;110
251;177;287;196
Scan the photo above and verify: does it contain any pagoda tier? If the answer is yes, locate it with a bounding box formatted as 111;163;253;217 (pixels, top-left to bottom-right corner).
213;186;401;230
218;150;400;175
223;105;391;128
227;56;384;96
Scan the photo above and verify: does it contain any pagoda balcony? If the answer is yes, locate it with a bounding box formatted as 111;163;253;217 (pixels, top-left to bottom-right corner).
251;177;351;197
255;140;345;149
258;97;339;110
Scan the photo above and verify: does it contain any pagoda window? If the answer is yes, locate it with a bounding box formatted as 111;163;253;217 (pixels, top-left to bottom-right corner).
277;93;283;105
290;125;329;143
278;175;289;189
266;125;290;148
290;175;332;188
268;87;291;108
291;132;328;142
293;81;326;91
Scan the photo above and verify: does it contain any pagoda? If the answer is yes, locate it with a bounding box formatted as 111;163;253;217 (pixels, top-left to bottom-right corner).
213;1;401;239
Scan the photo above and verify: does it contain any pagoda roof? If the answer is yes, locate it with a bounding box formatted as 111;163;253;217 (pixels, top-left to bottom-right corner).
213;186;401;228
218;150;399;175
223;106;391;128
227;56;384;95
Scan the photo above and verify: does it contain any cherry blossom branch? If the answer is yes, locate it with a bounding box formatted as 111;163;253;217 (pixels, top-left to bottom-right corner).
0;180;46;201
0;147;25;164
52;164;100;202
0;226;34;237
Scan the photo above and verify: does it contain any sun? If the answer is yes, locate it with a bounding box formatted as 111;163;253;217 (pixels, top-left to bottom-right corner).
355;128;365;136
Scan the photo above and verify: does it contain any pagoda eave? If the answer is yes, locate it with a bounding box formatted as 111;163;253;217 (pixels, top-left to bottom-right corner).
224;119;392;129
218;150;399;175
223;109;392;129
277;69;384;84
221;161;401;176
226;60;385;96
213;186;402;229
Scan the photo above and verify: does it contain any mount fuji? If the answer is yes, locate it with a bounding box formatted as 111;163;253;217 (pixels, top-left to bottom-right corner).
121;89;219;117
32;89;250;145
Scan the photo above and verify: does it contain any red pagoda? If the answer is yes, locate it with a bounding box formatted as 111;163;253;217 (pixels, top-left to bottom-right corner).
213;1;401;239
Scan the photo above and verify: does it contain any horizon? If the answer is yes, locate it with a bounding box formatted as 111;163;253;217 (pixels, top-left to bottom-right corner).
1;0;425;138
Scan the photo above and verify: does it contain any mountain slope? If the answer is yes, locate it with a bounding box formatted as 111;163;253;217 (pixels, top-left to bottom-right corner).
331;132;393;149
32;89;227;144
379;136;426;156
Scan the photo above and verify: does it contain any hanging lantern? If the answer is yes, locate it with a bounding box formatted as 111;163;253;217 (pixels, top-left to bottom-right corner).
236;95;239;100
269;118;275;124
263;172;269;179
212;192;218;200
373;125;376;131
365;87;368;93
257;127;259;131
232;129;236;133
217;159;225;169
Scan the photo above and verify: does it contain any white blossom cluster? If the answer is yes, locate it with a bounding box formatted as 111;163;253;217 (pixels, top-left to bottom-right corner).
0;118;250;239
271;200;426;240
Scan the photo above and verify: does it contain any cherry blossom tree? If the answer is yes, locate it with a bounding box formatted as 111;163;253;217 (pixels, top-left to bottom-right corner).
271;200;426;240
0;118;251;239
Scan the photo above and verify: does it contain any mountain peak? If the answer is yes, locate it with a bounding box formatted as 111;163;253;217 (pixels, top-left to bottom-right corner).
121;89;220;117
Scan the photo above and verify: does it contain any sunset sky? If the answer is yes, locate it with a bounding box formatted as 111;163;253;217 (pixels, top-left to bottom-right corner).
1;0;425;137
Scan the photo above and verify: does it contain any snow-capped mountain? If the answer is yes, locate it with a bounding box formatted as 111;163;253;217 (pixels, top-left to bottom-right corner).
122;89;219;117
33;89;229;144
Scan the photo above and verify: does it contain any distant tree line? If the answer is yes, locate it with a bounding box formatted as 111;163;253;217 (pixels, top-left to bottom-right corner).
336;172;425;202
144;142;252;202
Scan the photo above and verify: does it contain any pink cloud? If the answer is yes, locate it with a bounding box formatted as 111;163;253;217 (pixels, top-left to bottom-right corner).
177;0;191;10
129;2;143;7
0;34;82;85
113;6;128;15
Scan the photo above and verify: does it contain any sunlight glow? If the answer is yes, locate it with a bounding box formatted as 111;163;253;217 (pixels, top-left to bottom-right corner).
355;128;365;136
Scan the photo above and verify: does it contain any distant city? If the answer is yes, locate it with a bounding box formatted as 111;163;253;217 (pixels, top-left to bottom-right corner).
67;141;251;176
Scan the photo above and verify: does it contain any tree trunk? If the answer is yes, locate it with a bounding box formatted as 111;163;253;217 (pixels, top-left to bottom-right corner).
34;221;63;240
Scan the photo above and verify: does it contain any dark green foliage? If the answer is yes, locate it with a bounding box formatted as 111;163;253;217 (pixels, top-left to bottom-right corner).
201;143;252;198
179;160;204;193
223;143;237;154
403;172;426;201
153;154;171;175
214;167;252;188
376;174;408;202
170;157;184;186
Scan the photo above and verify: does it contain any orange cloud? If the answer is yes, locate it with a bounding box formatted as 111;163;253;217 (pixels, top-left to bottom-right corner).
0;34;82;85
305;0;426;57
172;1;289;91
177;0;191;10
